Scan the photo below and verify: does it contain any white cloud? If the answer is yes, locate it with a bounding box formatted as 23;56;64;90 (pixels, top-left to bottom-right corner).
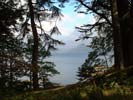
77;13;86;18
41;21;55;32
58;27;73;36
61;14;74;23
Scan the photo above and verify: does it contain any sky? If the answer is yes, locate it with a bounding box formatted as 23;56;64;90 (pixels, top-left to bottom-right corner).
44;2;95;85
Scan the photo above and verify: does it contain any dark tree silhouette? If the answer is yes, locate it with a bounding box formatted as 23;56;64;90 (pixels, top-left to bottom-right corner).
20;0;64;90
0;0;27;92
76;0;133;69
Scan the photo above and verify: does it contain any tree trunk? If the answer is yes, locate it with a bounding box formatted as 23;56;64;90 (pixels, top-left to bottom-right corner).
117;0;133;68
9;58;13;88
128;2;133;67
110;0;125;69
28;0;39;90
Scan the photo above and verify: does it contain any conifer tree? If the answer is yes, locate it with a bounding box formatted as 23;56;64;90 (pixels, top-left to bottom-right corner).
76;0;133;69
20;0;64;89
0;0;26;90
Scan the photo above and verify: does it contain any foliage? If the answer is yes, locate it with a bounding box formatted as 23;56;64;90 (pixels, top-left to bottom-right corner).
75;0;114;82
77;65;96;81
20;0;64;38
77;64;108;82
76;0;133;69
77;65;133;90
75;0;113;67
0;0;64;92
75;0;133;81
88;87;103;100
104;67;133;86
0;0;27;93
0;0;24;33
22;35;60;89
19;0;65;89
39;61;60;89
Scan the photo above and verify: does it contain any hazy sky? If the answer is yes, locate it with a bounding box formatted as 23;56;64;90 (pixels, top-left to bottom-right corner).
46;2;94;85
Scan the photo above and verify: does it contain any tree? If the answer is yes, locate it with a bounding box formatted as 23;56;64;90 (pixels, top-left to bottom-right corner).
23;34;62;88
20;0;64;90
110;0;125;69
75;0;133;69
69;0;133;88
116;0;133;68
77;65;96;81
28;0;39;90
39;62;59;88
0;0;27;91
75;0;113;67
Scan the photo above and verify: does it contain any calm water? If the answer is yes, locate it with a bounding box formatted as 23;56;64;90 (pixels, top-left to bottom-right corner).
48;45;90;85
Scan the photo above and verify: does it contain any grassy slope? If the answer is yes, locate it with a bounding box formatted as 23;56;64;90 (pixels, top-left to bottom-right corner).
3;67;133;100
4;84;133;100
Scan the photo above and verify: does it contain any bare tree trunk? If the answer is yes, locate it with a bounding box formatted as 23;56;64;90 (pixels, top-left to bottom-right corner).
117;0;133;68
128;2;133;67
28;0;39;90
110;0;125;69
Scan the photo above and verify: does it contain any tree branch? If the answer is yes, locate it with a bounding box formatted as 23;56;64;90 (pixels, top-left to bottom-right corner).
77;0;112;26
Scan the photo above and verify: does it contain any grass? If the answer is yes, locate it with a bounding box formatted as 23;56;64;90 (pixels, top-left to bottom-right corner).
2;85;132;100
